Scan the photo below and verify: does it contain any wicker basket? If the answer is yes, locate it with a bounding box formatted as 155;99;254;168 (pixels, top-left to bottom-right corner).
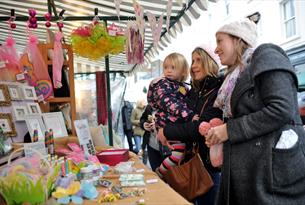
1;147;51;205
11;142;24;151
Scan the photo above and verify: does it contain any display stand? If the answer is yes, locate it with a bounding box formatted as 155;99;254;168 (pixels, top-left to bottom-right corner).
37;43;76;135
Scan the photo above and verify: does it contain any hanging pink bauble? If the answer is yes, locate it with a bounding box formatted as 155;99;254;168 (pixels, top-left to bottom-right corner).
45;21;51;27
57;22;64;28
44;13;51;21
10;23;16;29
32;23;38;29
29;9;36;17
29;17;37;24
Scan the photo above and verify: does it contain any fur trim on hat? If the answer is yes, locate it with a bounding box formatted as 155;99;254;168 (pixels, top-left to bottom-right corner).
197;44;221;67
216;18;258;48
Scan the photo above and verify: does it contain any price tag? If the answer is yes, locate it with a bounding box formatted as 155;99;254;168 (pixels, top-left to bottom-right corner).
23;141;47;157
0;61;6;69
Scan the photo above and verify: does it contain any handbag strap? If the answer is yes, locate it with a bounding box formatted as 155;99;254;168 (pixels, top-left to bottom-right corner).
199;88;216;116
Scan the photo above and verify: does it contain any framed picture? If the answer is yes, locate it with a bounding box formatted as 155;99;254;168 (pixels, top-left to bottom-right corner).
42;112;68;138
21;85;37;100
12;105;28;121
25;114;46;142
27;102;42;114
0;84;11;106
0;113;17;136
7;84;23;101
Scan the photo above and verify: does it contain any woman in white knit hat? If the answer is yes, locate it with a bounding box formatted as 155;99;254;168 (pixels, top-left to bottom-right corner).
205;18;305;205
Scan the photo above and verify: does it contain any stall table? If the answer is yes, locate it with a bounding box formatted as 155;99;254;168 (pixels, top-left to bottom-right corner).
76;152;191;205
54;138;191;205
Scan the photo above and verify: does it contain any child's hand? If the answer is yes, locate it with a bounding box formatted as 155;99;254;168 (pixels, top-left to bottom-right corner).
144;122;155;132
192;114;199;121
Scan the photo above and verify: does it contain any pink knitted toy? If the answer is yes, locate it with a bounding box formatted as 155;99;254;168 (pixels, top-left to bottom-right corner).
199;118;224;167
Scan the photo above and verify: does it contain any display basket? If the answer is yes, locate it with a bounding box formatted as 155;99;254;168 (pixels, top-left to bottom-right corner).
0;147;60;205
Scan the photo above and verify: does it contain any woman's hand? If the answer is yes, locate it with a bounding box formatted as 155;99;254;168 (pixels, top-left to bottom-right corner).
205;123;228;147
157;128;174;150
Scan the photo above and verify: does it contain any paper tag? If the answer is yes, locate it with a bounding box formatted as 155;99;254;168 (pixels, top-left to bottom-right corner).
146;179;158;184
16;73;26;81
24;141;47;157
37;94;44;102
0;61;6;68
108;30;117;36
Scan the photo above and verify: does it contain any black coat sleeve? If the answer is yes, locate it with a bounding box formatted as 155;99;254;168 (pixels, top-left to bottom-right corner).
140;105;152;130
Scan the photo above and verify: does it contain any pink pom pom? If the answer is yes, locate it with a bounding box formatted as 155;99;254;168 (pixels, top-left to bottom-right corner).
6;36;15;47
29;34;38;44
199;121;211;136
209;118;223;127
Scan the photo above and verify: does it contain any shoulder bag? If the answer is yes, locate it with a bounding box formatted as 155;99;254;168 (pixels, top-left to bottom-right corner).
163;88;216;201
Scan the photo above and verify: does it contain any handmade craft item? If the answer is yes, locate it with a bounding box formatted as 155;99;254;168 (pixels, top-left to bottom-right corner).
70;21;125;60
199;118;224;167
53;32;64;88
125;21;144;64
0;13;22;81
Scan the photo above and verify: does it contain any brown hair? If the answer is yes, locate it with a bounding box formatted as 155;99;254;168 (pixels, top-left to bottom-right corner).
163;53;189;82
190;48;219;90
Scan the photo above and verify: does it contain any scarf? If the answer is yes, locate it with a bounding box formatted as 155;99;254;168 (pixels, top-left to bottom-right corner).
214;48;254;118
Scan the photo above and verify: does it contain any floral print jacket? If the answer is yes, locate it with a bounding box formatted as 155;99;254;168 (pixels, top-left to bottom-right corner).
147;77;194;129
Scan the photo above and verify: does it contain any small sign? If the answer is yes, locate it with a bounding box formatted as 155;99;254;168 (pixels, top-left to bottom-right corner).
0;61;6;69
74;119;96;156
23;141;47;157
16;73;26;81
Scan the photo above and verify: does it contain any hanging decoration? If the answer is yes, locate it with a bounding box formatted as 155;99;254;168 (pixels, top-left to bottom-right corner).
52;32;64;89
125;21;144;64
0;9;22;81
28;9;38;29
114;0;123;21
22;9;53;100
51;13;64;89
44;12;52;28
70;19;125;60
166;0;173;32
147;12;163;49
132;0;145;43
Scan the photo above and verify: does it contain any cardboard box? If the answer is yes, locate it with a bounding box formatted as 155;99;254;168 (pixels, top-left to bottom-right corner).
96;149;129;166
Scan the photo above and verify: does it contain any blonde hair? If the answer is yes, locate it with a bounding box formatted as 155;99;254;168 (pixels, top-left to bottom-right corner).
227;35;250;74
163;53;189;82
190;48;219;90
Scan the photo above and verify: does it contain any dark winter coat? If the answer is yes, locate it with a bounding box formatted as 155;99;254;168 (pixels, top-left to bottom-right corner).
217;44;305;205
163;75;223;173
121;101;133;131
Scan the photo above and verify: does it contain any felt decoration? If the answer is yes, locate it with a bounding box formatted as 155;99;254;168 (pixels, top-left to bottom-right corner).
0;15;22;81
147;12;164;48
53;32;64;89
166;0;173;31
133;0;145;42
24;34;53;99
70;22;125;60
125;21;144;64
